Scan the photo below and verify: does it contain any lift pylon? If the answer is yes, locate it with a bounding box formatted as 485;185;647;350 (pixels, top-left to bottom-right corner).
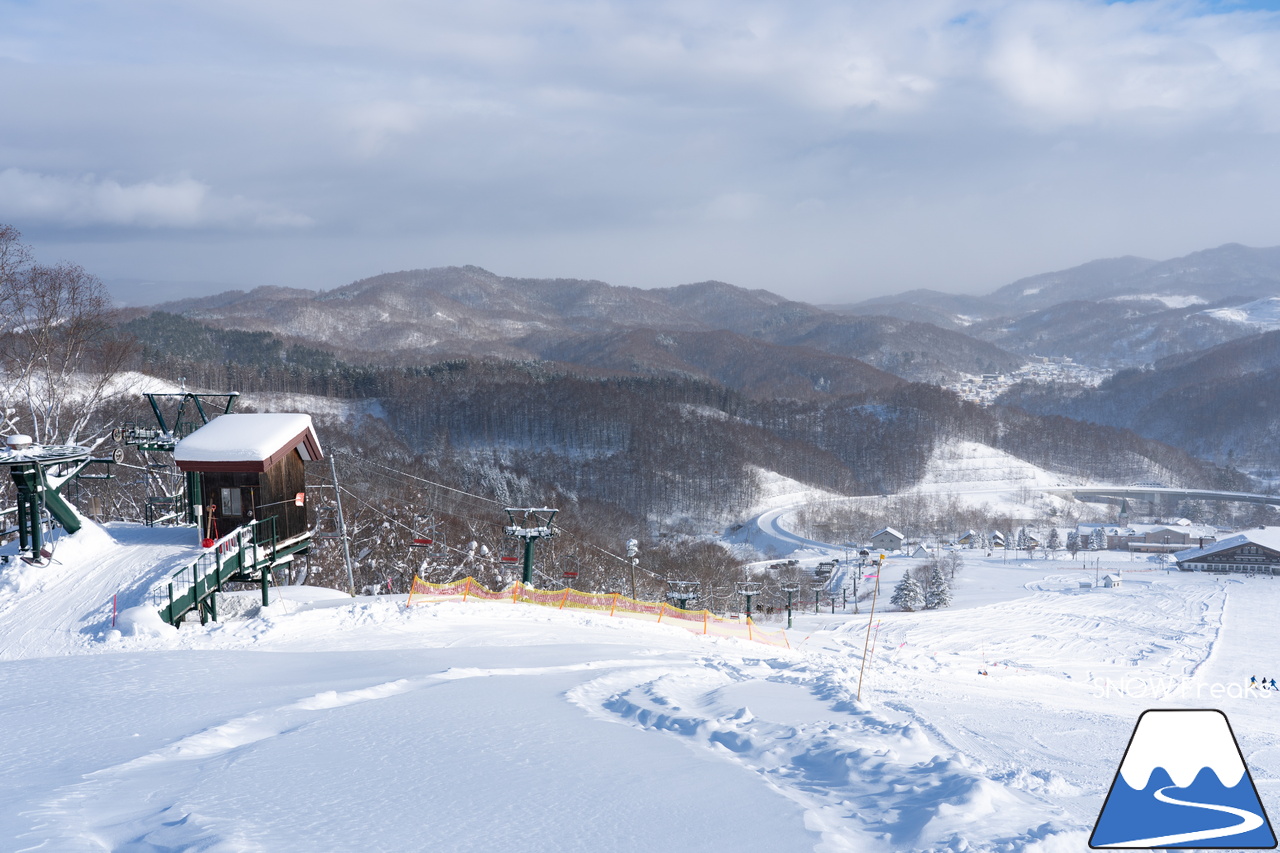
504;507;557;585
1;436;97;563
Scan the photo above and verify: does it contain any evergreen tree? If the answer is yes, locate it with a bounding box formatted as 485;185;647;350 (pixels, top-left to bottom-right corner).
1047;527;1061;559
891;572;924;612
923;563;952;610
1066;531;1080;558
1016;527;1029;553
1090;527;1107;551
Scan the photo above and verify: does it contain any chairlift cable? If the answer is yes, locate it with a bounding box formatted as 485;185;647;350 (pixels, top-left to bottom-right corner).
327;451;667;582
332;450;504;508
335;486;488;563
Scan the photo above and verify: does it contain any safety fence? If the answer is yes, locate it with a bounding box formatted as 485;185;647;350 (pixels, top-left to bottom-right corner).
406;577;790;649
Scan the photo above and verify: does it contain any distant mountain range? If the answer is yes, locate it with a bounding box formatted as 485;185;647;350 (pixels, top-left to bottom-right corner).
123;240;1280;471
828;242;1280;367
140;265;1021;388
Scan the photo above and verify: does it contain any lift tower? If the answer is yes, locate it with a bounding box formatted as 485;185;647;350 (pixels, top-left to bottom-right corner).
504;507;557;585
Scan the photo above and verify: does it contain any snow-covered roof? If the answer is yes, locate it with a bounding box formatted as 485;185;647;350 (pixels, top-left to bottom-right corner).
175;414;323;473
1175;527;1280;562
871;527;904;540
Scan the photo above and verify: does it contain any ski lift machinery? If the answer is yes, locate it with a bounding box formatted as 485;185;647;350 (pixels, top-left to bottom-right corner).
0;434;120;566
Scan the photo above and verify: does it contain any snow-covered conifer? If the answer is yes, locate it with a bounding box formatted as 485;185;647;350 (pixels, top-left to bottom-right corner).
891;572;924;612
923;563;951;609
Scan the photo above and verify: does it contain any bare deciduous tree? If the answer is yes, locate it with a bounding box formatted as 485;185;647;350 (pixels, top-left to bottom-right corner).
0;225;133;444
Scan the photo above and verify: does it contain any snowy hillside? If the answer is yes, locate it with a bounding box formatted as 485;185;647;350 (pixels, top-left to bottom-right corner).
907;440;1088;515
2;520;1278;851
1203;296;1280;331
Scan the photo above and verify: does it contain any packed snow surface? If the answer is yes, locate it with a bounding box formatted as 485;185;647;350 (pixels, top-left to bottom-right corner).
2;520;1279;851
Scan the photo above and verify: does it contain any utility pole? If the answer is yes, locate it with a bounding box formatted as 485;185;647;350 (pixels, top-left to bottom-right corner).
856;560;884;701
626;538;640;599
505;507;558;585
329;455;356;596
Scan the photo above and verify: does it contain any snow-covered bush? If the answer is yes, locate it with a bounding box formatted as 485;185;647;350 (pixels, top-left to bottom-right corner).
891;573;924;612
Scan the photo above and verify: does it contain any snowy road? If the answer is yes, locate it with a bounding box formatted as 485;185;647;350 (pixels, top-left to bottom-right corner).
748;505;843;559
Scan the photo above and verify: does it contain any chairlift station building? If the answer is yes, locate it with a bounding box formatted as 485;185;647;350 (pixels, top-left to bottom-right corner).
174;413;323;544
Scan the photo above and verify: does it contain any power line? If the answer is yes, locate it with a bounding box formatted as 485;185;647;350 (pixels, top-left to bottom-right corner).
333;449;503;508
327;450;668;582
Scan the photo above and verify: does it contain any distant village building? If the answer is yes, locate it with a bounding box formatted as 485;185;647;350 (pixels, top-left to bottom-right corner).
1175;527;1280;575
908;543;930;559
1076;521;1216;553
869;527;905;552
175;413;324;545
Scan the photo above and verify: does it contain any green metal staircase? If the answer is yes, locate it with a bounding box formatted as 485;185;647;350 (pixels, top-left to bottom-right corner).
157;518;313;626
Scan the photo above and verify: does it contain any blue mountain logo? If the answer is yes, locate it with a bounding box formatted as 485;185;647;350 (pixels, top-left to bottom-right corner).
1091;709;1276;848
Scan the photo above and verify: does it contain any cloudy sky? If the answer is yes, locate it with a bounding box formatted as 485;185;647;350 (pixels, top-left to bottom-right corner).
5;0;1280;304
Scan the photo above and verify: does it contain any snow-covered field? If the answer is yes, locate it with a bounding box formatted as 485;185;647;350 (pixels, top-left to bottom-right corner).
2;521;1278;852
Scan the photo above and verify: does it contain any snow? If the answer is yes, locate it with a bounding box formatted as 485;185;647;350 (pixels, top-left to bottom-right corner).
745;465;847;514
916;441;1078;494
1202;296;1280;330
1108;293;1208;309
1176;526;1280;561
244;391;387;423
175;412;320;464
3;518;1280;851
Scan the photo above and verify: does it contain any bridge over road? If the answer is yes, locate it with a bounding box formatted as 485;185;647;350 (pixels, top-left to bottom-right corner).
1047;486;1280;509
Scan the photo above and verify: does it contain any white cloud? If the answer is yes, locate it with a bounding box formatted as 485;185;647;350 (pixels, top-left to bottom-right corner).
0;170;312;230
8;1;1280;299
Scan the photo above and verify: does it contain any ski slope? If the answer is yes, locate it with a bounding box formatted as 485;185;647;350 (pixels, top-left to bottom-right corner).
2;520;1278;851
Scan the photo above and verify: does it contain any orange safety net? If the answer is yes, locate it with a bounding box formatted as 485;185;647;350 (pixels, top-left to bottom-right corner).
406;577;789;649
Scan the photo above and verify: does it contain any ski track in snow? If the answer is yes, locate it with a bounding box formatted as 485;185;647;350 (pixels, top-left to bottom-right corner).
6;518;1279;852
566;656;1080;852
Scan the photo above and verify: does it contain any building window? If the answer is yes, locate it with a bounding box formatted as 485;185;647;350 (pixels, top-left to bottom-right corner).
220;487;242;516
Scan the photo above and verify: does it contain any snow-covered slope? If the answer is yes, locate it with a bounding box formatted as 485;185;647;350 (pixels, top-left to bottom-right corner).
2;522;1278;851
914;441;1081;494
906;440;1089;516
1202;296;1280;331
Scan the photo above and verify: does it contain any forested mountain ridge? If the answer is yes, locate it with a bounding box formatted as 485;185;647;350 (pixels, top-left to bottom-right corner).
144;266;1024;383
828;243;1280;368
997;329;1280;469
119;313;1249;530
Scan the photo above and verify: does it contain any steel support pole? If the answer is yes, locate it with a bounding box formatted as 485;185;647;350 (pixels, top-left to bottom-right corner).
523;537;536;585
330;455;356;596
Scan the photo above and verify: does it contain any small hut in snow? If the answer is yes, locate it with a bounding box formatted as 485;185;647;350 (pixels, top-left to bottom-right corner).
1103;573;1123;589
869;527;905;552
175;413;323;543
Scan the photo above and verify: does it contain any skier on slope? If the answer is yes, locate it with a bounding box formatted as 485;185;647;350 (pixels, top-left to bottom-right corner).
1272;678;1278;691
1251;675;1258;688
